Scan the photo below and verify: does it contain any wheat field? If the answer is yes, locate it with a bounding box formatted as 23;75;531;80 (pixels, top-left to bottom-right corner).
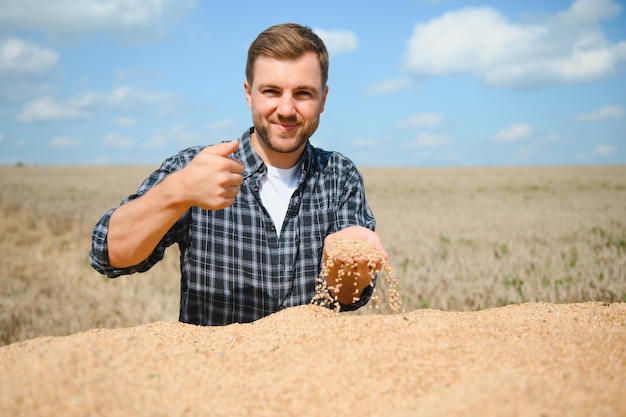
1;165;625;346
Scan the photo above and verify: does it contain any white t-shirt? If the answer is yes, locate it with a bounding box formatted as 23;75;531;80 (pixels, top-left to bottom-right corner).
258;163;301;236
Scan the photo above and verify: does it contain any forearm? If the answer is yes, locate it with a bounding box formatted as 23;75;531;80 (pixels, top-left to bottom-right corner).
107;171;190;268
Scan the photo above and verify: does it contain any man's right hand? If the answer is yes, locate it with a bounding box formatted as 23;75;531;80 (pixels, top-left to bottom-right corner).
107;140;244;268
177;140;244;210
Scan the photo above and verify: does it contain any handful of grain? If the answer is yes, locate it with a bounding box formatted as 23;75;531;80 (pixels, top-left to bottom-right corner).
311;235;402;313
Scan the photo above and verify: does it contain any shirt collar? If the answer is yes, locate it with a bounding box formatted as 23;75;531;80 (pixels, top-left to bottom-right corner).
238;127;265;180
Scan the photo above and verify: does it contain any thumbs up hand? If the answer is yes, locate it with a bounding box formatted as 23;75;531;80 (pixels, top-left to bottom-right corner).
177;140;244;210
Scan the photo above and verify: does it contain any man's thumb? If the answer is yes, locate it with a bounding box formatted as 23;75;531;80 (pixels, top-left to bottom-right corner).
207;140;238;157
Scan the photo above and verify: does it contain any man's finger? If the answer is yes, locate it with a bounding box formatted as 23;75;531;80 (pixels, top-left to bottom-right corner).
205;140;244;174
205;140;239;158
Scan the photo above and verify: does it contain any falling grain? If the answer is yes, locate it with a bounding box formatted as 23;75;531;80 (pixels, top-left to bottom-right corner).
311;235;403;313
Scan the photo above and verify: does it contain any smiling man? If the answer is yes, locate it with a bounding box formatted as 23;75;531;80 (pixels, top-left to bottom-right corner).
90;23;386;325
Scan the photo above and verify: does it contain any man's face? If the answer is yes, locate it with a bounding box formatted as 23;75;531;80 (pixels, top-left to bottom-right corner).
244;51;328;167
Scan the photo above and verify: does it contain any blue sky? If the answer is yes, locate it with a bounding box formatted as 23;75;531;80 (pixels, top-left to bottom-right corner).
0;0;625;167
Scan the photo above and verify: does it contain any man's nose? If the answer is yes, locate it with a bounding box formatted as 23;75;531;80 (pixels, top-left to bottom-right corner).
277;94;296;117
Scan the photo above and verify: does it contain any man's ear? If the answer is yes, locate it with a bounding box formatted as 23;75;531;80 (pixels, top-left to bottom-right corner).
244;81;252;109
320;85;329;113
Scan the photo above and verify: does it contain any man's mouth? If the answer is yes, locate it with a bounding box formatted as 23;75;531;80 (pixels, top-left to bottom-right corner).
273;121;299;133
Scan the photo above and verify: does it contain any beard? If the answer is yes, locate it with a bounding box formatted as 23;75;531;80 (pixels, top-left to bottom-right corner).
253;113;320;154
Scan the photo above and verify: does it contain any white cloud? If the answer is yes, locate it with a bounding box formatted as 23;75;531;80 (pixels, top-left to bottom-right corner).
0;37;59;75
352;137;377;148
544;133;574;143
396;113;442;130
205;119;235;131
104;132;134;148
117;116;136;127
314;28;358;56
403;0;626;89
146;123;201;149
366;78;412;96
0;76;58;104
413;132;453;148
13;139;27;149
596;144;616;156
0;0;197;40
17;96;91;121
108;85;173;109
559;0;622;24
574;105;624;122
49;135;84;148
16;85;175;122
493;124;534;142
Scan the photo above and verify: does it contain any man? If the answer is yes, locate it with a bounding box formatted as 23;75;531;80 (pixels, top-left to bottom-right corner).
90;23;387;326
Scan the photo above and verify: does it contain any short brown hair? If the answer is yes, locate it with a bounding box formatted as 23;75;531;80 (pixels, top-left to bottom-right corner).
246;23;329;87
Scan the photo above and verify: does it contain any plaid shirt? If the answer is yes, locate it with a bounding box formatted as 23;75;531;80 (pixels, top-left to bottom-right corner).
90;127;376;326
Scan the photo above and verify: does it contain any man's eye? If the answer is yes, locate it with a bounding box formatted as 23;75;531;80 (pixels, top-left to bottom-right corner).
263;89;279;95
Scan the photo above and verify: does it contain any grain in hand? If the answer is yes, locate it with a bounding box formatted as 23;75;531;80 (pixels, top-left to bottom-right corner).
311;235;402;313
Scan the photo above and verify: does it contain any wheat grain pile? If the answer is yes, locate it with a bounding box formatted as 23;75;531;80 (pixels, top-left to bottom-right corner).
1;166;625;416
1;302;624;417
